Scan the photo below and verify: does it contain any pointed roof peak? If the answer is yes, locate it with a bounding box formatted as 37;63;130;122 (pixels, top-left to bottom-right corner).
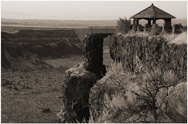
131;4;176;19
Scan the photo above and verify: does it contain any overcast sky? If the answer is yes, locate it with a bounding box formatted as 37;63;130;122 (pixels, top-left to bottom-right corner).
2;1;187;20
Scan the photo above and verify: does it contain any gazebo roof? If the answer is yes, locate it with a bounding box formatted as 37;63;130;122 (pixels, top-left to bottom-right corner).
131;3;176;19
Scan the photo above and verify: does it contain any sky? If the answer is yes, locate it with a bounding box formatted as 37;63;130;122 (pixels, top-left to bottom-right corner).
1;1;187;20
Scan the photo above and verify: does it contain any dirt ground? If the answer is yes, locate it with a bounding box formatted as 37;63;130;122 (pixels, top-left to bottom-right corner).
1;48;112;123
1;56;84;123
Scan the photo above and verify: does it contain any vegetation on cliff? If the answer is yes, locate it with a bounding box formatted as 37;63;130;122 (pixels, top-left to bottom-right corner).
110;33;187;79
89;62;186;123
57;32;186;123
116;17;131;33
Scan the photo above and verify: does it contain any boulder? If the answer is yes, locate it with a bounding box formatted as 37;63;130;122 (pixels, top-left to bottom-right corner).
167;82;187;122
59;62;99;122
156;87;168;112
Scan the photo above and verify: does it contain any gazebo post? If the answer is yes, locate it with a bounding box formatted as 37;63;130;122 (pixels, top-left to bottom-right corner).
133;19;136;26
132;19;136;31
137;19;139;26
133;19;139;31
147;19;151;26
164;18;172;32
134;19;139;27
153;19;156;24
136;19;140;31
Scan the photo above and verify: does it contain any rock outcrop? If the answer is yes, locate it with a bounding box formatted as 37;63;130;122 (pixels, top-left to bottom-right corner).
58;33;186;123
1;47;10;68
167;82;187;122
59;62;98;122
58;33;111;122
88;34;187;123
110;34;187;79
89;66;187;123
2;30;83;70
83;33;111;75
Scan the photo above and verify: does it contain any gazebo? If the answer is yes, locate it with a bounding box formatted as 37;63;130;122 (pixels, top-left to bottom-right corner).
130;3;176;31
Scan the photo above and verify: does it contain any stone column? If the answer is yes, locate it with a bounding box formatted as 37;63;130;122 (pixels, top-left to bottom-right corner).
83;33;107;75
133;19;136;26
137;19;139;26
133;19;138;31
153;19;156;24
134;19;140;31
164;18;172;32
59;33;109;122
148;19;151;26
133;19;139;27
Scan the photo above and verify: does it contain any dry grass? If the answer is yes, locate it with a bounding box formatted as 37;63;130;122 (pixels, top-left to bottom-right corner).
118;30;187;45
1;70;64;123
45;56;84;69
167;32;187;44
89;62;138;122
116;17;131;33
90;62;180;123
163;70;178;87
116;31;149;37
1;56;84;123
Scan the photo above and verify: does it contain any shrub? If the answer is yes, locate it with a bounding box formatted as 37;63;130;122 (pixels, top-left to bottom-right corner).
89;62;137;122
135;69;179;122
116;17;131;33
169;32;187;44
89;62;181;123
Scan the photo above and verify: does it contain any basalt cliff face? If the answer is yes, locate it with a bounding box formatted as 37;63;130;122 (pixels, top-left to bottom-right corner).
89;34;187;123
58;33;110;122
59;33;187;123
2;30;82;70
110;34;187;79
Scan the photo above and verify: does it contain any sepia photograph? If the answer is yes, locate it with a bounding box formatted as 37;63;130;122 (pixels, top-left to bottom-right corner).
1;0;187;123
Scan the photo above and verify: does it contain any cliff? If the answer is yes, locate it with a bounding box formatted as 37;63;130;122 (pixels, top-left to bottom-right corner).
57;33;110;122
110;34;187;79
1;30;83;70
58;33;187;123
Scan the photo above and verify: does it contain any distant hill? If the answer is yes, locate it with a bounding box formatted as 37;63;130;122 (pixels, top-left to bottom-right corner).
2;18;187;28
2;29;83;70
1;18;117;28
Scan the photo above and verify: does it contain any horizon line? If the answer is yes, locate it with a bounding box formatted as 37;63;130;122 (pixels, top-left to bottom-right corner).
2;17;187;21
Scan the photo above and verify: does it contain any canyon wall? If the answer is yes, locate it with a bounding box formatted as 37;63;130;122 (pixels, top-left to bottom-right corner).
110;34;187;79
58;33;111;122
1;30;83;70
59;33;186;123
88;34;187;123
